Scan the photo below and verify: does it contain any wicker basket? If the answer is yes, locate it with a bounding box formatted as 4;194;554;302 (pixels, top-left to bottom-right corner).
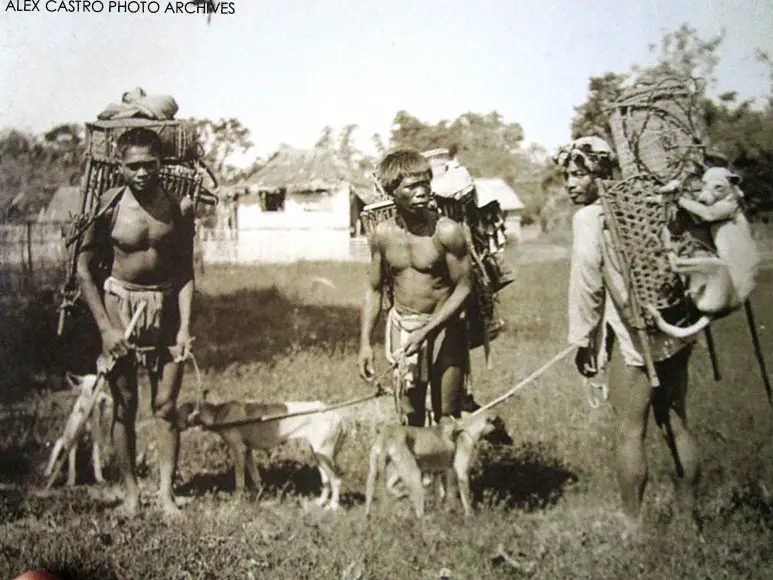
600;175;710;329
360;200;398;236
609;77;706;183
85;119;200;164
81;158;209;209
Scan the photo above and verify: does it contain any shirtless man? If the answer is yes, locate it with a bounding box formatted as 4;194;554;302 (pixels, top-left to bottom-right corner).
77;127;195;516
358;149;473;426
556;136;700;539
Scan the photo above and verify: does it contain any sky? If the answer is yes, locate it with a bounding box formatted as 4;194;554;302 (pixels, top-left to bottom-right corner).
1;0;772;165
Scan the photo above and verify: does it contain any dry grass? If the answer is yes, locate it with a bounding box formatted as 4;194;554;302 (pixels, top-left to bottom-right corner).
1;243;773;579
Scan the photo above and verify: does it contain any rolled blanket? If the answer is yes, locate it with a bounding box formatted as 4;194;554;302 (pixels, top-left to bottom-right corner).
98;88;179;121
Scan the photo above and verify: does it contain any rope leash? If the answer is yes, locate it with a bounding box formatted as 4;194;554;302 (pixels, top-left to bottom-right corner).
585;377;609;409
470;346;576;417
191;364;395;431
194;385;392;431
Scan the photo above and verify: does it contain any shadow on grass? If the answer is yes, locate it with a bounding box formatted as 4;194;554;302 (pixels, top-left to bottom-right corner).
0;411;46;487
191;286;365;371
0;296;101;406
0;486;122;525
178;458;325;499
472;442;578;511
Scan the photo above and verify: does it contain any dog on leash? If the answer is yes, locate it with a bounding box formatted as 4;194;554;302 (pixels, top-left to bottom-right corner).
384;404;513;500
177;395;345;509
44;373;111;487
365;410;505;519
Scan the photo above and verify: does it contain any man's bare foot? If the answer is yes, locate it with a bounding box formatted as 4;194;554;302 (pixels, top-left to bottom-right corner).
159;494;182;519
116;493;140;518
672;509;704;543
619;513;641;543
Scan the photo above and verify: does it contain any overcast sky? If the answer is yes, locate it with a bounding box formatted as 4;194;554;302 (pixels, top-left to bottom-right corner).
1;0;772;163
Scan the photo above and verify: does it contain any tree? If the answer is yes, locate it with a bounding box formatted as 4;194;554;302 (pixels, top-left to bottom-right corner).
703;95;773;210
570;25;724;142
569;24;773;212
570;72;628;141
388;109;548;223
371;133;386;158
337;123;359;164
193;117;254;183
314;125;335;150
637;23;724;86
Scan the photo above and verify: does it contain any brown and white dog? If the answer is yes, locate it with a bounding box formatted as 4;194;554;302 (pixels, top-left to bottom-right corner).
44;373;111;487
364;410;506;519
177;397;345;509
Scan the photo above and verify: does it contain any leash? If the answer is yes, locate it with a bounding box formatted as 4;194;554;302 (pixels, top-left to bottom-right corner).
470;346;575;417
585;377;609;409
194;370;393;431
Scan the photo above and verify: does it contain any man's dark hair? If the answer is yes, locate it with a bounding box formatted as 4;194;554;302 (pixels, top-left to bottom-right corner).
116;127;162;159
377;149;432;196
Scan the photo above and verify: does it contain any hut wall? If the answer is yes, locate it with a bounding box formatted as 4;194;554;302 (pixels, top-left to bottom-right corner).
202;186;355;263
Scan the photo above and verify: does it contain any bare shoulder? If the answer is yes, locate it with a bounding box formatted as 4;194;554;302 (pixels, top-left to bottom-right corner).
434;216;467;252
98;186;125;212
369;220;393;251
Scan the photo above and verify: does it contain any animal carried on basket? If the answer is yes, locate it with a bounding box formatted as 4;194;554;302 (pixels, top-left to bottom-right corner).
57;110;220;337
601;76;767;395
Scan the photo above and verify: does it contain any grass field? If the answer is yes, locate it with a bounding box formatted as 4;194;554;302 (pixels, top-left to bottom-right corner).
1;239;772;579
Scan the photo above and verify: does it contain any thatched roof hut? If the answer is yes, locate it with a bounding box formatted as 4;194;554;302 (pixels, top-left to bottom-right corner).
474;178;525;212
244;147;378;204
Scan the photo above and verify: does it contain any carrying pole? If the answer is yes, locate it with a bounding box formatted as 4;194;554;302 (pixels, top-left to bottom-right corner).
45;303;146;490
743;299;772;405
597;179;660;387
703;326;722;381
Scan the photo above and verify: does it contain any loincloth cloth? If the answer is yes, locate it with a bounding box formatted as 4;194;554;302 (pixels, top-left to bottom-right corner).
103;276;178;373
385;308;433;387
385;307;470;406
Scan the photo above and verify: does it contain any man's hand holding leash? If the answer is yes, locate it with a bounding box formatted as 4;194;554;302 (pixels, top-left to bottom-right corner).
171;333;195;363
101;324;132;359
574;346;597;378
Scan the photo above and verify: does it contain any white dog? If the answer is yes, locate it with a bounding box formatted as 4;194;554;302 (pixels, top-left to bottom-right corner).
177;395;346;509
44;373;111;487
650;168;761;337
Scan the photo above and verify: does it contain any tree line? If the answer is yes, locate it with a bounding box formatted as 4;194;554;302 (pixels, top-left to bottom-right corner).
2;24;771;224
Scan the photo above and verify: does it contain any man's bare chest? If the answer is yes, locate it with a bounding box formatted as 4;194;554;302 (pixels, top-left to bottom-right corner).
384;234;444;274
111;197;177;252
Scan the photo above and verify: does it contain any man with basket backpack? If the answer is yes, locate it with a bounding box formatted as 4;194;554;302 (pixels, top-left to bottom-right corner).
358;149;473;427
555;136;700;540
77;127;196;517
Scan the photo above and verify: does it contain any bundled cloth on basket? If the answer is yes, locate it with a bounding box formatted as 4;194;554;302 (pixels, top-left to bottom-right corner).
98;87;179;121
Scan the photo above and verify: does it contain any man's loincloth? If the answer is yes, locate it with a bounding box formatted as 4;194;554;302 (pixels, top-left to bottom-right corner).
103;276;179;373
385;307;469;415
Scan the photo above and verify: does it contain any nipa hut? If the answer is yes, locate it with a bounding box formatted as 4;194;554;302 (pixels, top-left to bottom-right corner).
230;147;377;263
474;178;525;241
